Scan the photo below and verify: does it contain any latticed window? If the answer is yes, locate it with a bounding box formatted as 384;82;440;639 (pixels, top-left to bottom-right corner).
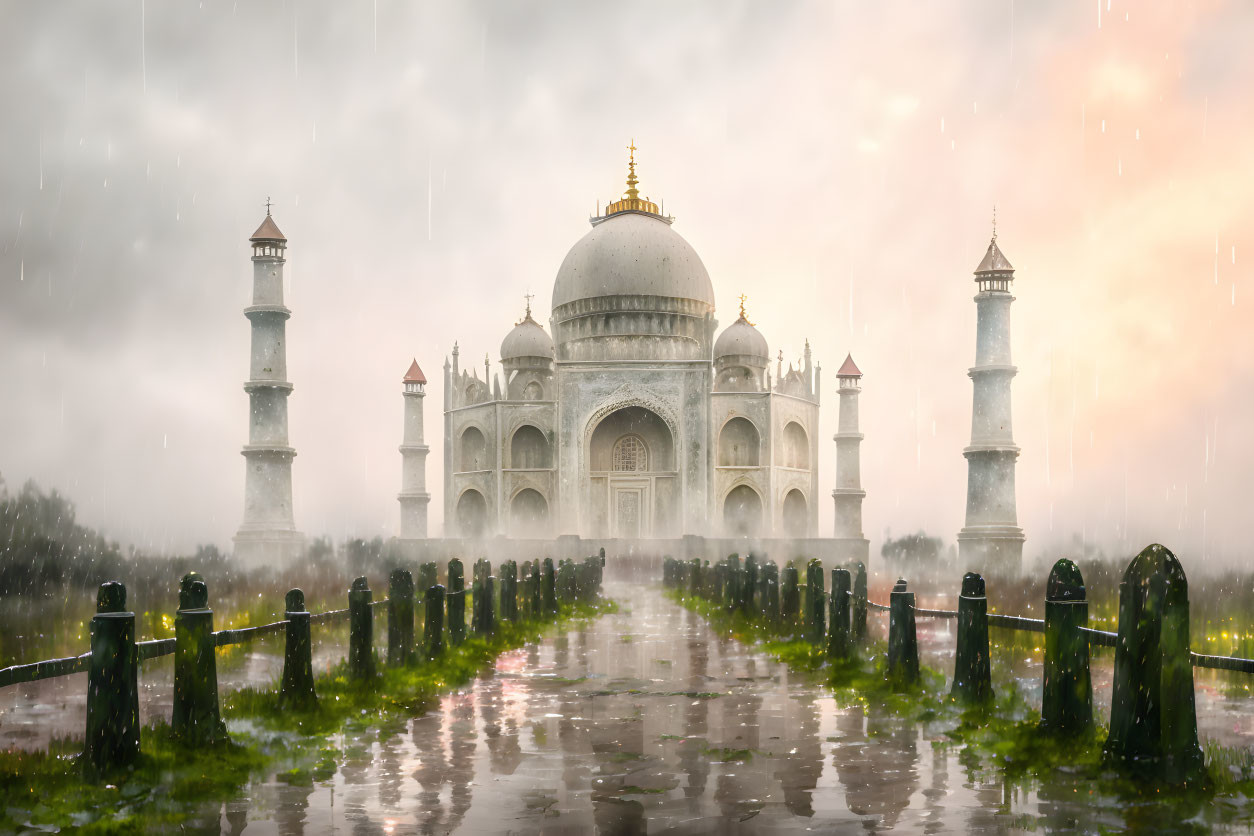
612;435;648;472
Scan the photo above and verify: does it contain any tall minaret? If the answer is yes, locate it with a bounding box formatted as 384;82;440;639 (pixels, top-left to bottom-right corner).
233;206;303;564
832;355;866;543
957;225;1025;572
398;359;430;539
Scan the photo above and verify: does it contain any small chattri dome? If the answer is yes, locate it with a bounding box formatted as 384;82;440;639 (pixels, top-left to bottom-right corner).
714;298;768;362
715;316;768;361
500;308;554;361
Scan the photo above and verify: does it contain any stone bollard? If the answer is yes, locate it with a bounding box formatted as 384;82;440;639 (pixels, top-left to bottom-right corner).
425;584;446;659
349;576;375;681
280;588;316;708
448;559;466;645
744;553;759;615
887;578;920;688
951;572;992;704
1103;544;1205;783
485;575;497;634
805;559;826;645
501;560;518;623
520;560;533;618
173;572;226;745
470;560;486;635
851;561;868;641
762;562;780;624
387;568;416;667
781;564;800;626
726;554;742;612
529;560;542;618
542;557;558;616
827;568;852;661
558;559;576;604
84;582;140;771
1041;558;1093;735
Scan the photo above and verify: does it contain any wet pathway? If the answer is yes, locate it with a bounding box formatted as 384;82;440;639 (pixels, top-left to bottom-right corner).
202;580;1247;835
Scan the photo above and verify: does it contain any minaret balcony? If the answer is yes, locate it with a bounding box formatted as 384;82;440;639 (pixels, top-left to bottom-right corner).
967;364;1017;377
244;304;292;320
244;380;293;393
832;432;865;441
831;488;867;498
962;443;1020;456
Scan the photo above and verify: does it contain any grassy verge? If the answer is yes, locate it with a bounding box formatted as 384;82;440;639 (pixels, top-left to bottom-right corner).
665;587;1254;814
0;598;616;833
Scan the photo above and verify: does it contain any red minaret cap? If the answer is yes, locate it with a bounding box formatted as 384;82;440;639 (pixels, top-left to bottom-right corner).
403;359;427;384
836;353;862;378
250;213;287;242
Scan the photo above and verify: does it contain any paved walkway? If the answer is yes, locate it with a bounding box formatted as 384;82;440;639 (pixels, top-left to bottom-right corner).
190;581;1242;834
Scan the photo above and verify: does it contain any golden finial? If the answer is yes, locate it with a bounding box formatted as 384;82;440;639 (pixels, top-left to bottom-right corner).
625;139;639;200
601;141;661;219
738;294;754;325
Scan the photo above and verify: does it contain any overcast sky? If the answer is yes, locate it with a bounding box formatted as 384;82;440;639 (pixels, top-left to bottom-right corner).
2;1;1252;566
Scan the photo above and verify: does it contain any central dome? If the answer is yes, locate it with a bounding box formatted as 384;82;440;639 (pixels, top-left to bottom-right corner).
551;212;715;310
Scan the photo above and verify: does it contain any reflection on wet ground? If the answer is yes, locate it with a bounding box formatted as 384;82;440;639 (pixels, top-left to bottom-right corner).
6;582;1254;833
178;581;1248;834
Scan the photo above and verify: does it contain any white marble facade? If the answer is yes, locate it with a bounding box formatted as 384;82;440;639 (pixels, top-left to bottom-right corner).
440;157;821;540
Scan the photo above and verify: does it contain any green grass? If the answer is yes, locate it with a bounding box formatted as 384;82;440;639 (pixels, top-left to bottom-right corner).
664;585;1254;823
0;598;616;834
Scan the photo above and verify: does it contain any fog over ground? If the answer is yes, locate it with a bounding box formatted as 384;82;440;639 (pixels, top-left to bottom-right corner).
1;1;1252;567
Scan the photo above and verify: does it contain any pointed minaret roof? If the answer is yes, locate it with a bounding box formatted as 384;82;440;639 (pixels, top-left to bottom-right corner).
836;353;862;378
403;359;426;384
250;212;287;242
975;238;1013;274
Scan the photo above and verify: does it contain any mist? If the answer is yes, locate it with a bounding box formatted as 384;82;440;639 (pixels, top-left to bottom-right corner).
2;1;1253;567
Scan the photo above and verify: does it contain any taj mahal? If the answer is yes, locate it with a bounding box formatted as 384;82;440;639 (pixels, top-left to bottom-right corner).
232;146;1023;571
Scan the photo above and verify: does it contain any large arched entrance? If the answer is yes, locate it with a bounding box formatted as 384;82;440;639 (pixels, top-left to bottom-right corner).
456;489;488;538
723;485;763;537
510;488;549;538
587;406;675;538
782;489;808;538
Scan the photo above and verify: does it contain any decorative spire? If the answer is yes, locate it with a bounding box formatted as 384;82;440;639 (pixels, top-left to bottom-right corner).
521;291;535;323
737;293;754;326
625;139;639;200
601;142;662;219
265;196;273;216
991;204;997;243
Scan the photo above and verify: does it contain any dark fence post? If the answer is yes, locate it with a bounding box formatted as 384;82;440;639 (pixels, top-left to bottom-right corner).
348;576;375;680
471;559;486;635
530;560;542;618
387;568;415;666
520;560;533;619
1041;558;1092;735
501;560;518;623
712;561;727;605
805;559;826;645
448;559;466;645
887;578;920;688
173;572;225;745
726;554;742;612
762;561;780;625
558;559;576;604
425;584;446;659
280;588;316;708
828;568;852;661
781;564;800;626
851;561;868;642
744;553;758;614
1103;544;1205;784
951;572;992;704
542;557;558;616
84;581;139;771
688;558;701;599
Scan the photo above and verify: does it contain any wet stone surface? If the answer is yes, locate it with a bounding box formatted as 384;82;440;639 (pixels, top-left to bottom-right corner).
177;581;1237;835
